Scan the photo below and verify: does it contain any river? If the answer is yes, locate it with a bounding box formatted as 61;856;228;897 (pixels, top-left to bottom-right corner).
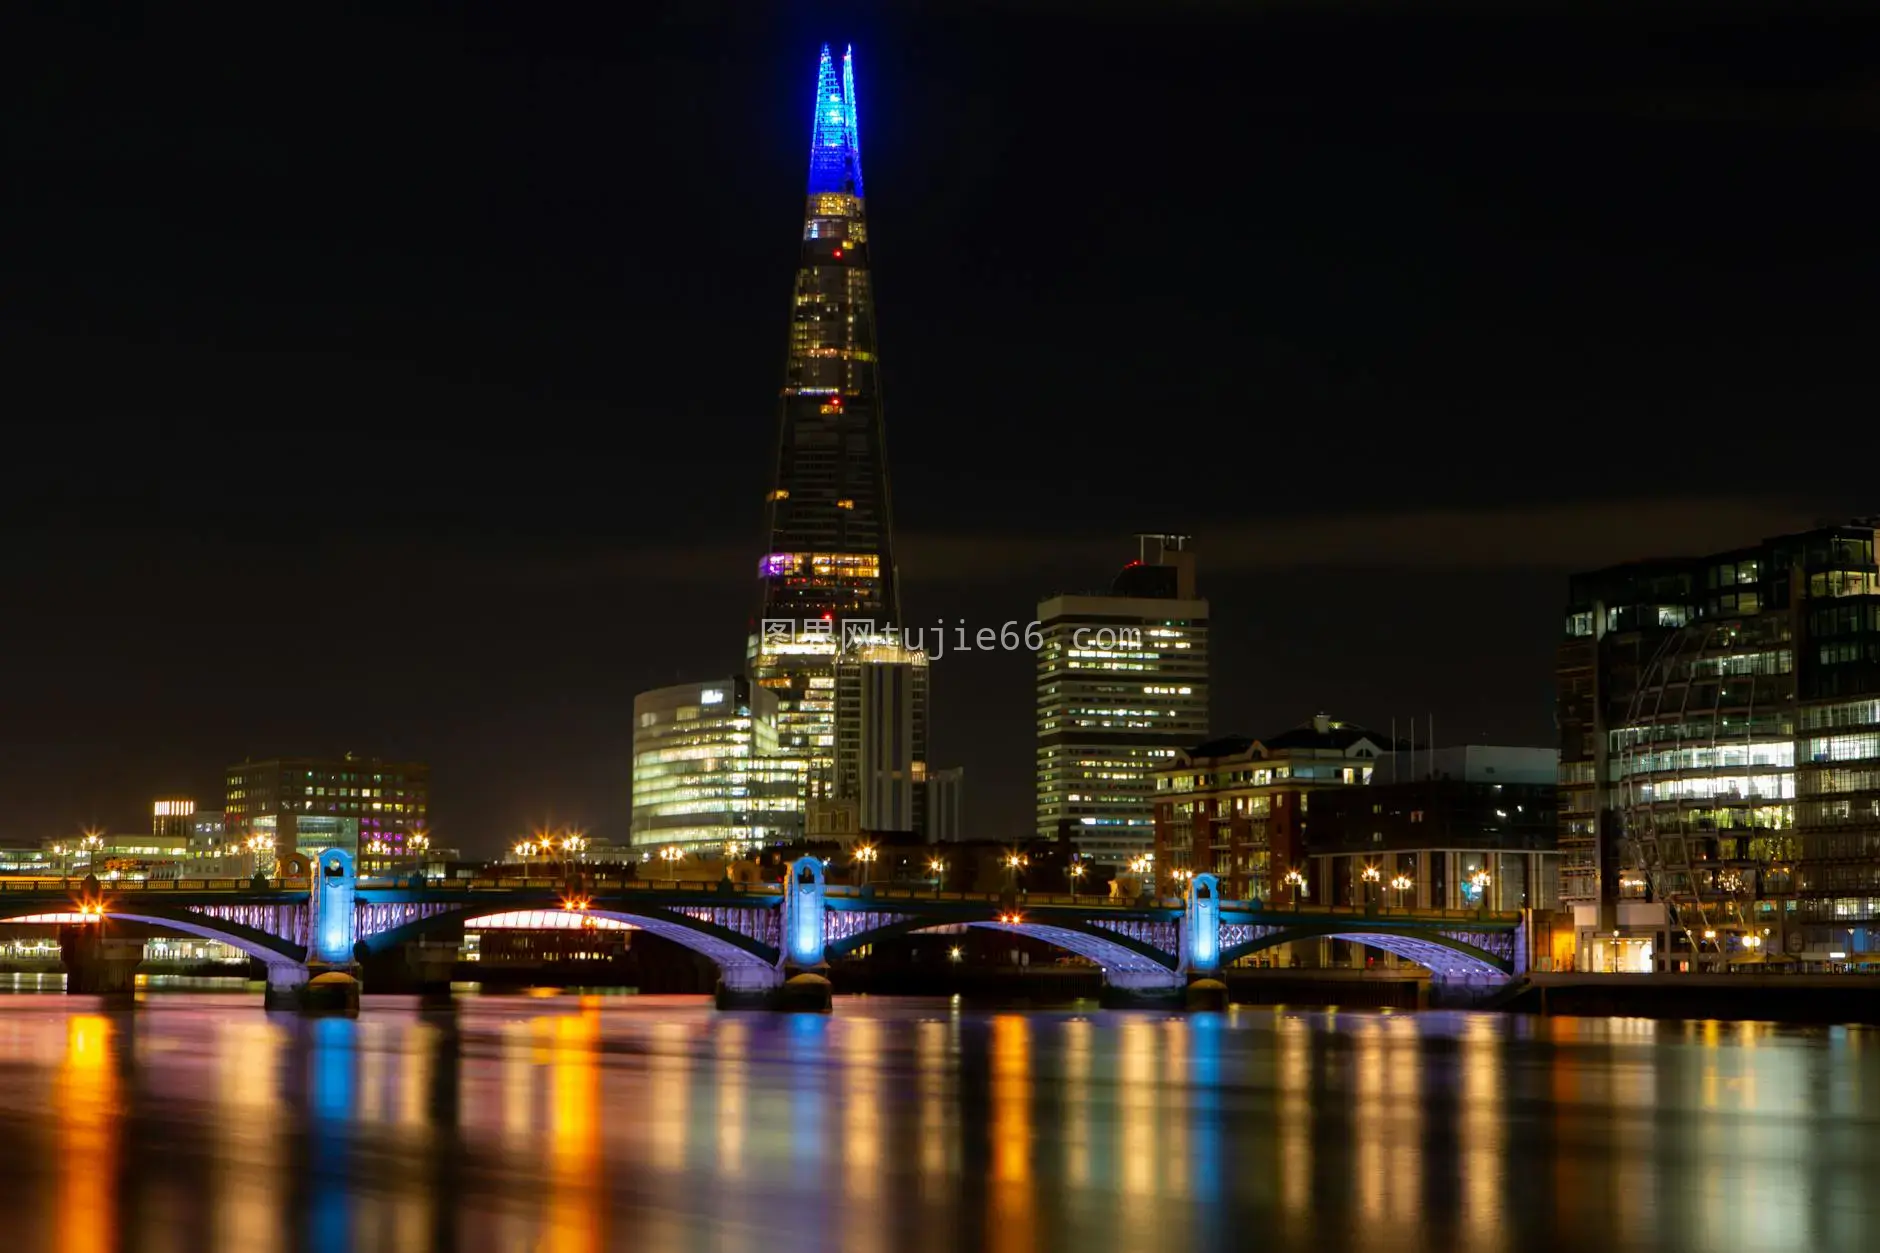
0;989;1871;1252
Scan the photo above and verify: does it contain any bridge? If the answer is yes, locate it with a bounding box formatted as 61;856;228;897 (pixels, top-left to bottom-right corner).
0;852;1527;1008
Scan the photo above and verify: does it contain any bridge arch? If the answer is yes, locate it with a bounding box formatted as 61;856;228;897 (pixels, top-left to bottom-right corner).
359;901;782;984
1220;925;1512;979
826;912;1180;985
0;901;305;968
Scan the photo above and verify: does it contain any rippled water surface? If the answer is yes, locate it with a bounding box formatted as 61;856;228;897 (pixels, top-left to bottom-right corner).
0;992;1873;1252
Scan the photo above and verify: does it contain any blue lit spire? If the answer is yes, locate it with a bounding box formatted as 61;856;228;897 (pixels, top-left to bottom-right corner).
806;43;864;198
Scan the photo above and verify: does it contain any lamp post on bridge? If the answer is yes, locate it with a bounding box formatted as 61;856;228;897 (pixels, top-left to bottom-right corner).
928;857;946;898
1283;868;1307;911
1068;861;1085;900
1390;873;1413;911
852;842;878;888
659;845;683;882
1361;864;1381;911
1005;851;1028;894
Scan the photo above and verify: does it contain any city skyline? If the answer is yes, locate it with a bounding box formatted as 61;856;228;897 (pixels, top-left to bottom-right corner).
3;6;1872;853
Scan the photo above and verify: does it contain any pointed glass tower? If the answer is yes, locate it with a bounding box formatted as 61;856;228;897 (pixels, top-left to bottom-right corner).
750;44;903;799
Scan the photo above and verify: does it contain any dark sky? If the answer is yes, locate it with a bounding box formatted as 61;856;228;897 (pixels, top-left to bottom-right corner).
2;2;1874;853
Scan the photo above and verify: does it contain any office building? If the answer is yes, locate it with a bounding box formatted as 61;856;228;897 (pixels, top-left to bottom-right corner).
927;766;965;843
1560;519;1880;970
225;754;428;870
151;797;196;848
1037;534;1210;863
833;635;928;837
631;677;806;854
1152;714;1383;899
1302;745;1561;912
188;810;228;855
750;45;902;799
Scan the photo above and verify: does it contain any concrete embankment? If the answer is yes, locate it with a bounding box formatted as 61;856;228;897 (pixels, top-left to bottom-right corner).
1498;973;1880;1024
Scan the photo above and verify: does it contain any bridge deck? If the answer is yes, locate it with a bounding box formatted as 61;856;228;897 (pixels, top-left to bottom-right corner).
0;876;1521;930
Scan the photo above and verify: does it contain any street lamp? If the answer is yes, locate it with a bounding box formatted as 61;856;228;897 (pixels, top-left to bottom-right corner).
1283;868;1307;909
659;845;683;881
928;857;946;898
1390;873;1412;910
1068;861;1085;899
853;843;878;887
1004;851;1028;892
1469;869;1491;908
1360;864;1381;907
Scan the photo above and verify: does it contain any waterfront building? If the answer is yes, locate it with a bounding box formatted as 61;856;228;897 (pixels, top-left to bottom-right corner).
225;754;429;870
188;810;228;855
750;44;904;802
1560;519;1880;970
1151;713;1383;899
631;677;806;855
1036;534;1210;864
1301;746;1561;911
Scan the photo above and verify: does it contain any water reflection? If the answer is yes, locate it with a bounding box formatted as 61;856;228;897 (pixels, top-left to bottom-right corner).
4;997;1880;1253
57;1014;116;1253
214;1020;282;1253
545;1011;602;1253
987;1015;1035;1253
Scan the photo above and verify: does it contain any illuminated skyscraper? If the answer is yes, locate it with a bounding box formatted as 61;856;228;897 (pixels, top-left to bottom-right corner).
1036;536;1211;864
751;44;902;797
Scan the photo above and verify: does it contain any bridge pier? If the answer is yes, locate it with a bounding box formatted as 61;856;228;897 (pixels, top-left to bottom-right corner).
713;964;789;1010
263;962;360;1014
60;928;144;997
1097;969;1187;1009
405;940;460;1003
262;962;312;1010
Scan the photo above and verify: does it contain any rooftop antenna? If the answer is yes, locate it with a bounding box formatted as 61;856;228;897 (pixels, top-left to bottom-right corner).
1134;532;1192;563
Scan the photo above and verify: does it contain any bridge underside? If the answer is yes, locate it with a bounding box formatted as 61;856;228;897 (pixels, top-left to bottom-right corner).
942;921;1181;989
4;910;304;968
1226;929;1513;982
587;911;781;990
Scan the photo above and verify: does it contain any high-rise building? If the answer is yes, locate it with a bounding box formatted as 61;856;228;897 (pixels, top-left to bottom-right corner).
225;754;428;869
631;677;806;854
750;44;901;799
833;636;928;836
1036;535;1210;864
1559;519;1880;970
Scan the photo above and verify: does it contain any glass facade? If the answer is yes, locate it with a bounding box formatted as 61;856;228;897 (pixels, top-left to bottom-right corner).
1564;522;1880;964
630;678;805;854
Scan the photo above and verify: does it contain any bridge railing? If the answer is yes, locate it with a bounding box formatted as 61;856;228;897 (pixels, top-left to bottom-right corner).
0;876;312;893
1259;902;1524;924
351;878;1520;925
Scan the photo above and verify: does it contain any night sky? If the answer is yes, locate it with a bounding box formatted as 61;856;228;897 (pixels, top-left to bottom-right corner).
2;2;1874;853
